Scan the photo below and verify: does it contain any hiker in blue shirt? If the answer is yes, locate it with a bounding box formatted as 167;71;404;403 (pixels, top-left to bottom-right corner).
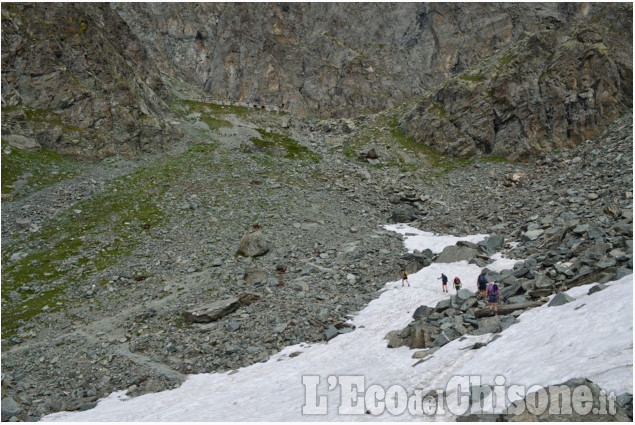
437;273;448;293
477;271;488;299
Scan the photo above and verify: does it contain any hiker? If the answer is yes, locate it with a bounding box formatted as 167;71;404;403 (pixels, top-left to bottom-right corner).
487;282;500;315
401;268;410;287
477;271;488;299
453;276;462;292
437;273;448;292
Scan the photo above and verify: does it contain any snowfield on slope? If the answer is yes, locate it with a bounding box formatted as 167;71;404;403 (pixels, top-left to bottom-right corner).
43;224;633;421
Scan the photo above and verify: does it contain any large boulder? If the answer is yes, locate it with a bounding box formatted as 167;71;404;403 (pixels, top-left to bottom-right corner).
435;245;479;263
413;305;432;320
183;297;240;323
477;234;505;254
4;134;41;151
1;396;21;421
390;204;419;223
238;231;272;257
457;288;476;302
548;292;575;307
473;316;502;335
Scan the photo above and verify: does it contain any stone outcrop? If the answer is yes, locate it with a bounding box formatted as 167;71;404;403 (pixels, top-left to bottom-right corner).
1;3;180;159
2;3;631;161
238;231;272;257
398;3;632;160
112;2;631;127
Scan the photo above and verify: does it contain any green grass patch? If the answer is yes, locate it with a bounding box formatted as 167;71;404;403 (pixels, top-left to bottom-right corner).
1;139;82;198
201;116;233;131
2;140;228;340
427;103;448;119
251;130;320;163
459;74;485;82
23;107;83;132
498;51;516;66
1;155;174;339
168;99;252;117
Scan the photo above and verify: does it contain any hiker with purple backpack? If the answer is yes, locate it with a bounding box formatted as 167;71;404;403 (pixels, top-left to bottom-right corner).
487;282;500;315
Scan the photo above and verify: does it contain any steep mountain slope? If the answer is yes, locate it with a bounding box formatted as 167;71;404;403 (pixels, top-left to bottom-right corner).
1;3;180;159
398;3;633;160
1;3;631;160
113;3;629;121
0;3;632;421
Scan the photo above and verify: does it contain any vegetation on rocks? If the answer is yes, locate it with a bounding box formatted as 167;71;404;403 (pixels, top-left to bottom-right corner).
0;2;631;422
1;140;82;198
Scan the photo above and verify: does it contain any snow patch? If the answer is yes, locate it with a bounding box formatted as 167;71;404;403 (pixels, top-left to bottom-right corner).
42;227;633;422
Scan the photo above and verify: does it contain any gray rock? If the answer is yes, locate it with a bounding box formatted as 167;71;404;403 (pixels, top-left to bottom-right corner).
473;316;502;335
507;295;529;304
500;282;523;300
501;316;519;331
226;321;241;332
615;268;632;280
390;204;419;223
596;255;617;268
324;325;339;341
548;292;575;307
15;218;32;229
521;229;544;241
1;397;21;421
527;288;553;299
435;245;479;263
5;134;41;151
457;240;479;250
462;313;478;326
477;234;505;254
183;297;240;323
288;278;309;292
588;284;607;295
456;288;475;302
385;330;406;348
238;292;261;306
432;328;459;347
460;298;478;312
413;305;431;320
434;298;451;312
238;231;272;257
407;326;428;349
273;323;287;333
244;267;267;285
412;348;438;359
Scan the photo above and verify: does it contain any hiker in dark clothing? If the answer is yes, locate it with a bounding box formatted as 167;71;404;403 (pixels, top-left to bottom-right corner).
438;273;448;292
477;271;488;299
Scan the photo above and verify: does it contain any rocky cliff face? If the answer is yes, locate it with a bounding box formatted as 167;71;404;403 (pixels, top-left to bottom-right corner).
1;3;180;159
113;3;628;120
398;3;633;160
1;3;632;160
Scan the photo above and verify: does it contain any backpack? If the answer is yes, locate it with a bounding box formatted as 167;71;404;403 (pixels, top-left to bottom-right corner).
454;277;461;285
441;274;447;282
478;274;488;285
489;284;499;297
